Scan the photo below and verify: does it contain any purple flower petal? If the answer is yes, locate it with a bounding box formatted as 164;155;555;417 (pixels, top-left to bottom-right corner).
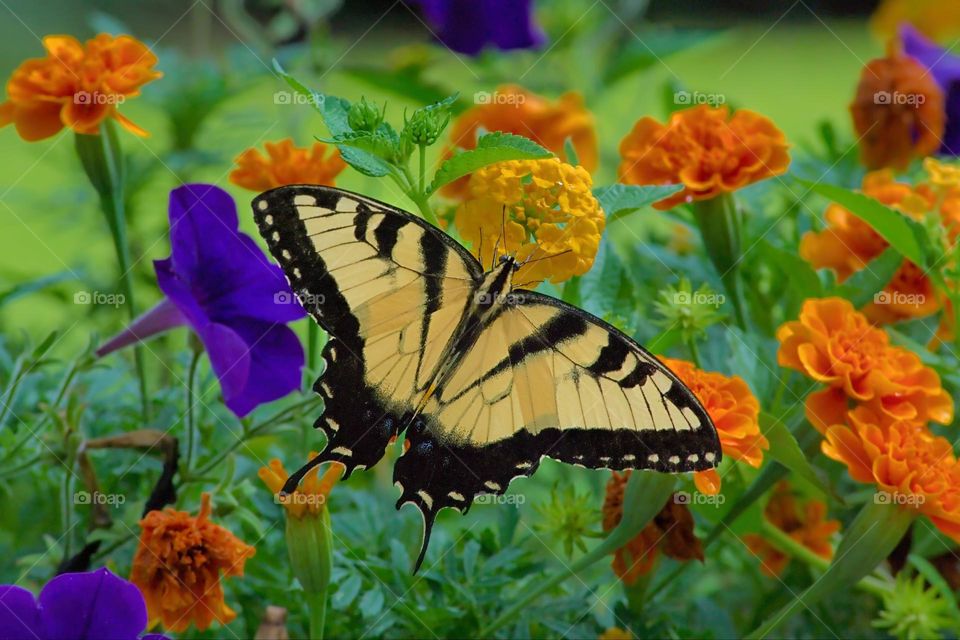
0;585;41;640
411;0;544;56
96;298;187;358
901;23;960;155
205;319;304;417
38;568;147;640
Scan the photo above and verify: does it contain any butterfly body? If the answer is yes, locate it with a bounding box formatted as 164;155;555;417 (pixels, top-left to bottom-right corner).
253;185;722;570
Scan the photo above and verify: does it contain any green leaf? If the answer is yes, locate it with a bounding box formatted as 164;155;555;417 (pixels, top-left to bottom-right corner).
593;184;683;219
331;573;363;610
748;500;915;638
607;472;677;548
0;271;75;308
427;132;552;194
805;181;928;267
647;326;683;355
760;412;833;498
563;137;579;167
755;239;822;300
337;145;392;177
273;60;352;137
835;246;902;307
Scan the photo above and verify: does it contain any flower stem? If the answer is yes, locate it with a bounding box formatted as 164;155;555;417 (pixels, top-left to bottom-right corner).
418;143;427;194
184;348;202;474
306;589;328;640
75;122;149;420
691;194;748;330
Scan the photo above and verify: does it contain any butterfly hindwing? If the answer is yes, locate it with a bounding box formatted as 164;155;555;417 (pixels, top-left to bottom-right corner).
253;185;482;479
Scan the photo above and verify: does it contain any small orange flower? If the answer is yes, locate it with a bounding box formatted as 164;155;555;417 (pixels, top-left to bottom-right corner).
441;85;598;199
258;453;343;519
822;405;960;541
800;170;955;325
776;298;953;429
618;105;790;210
0;34;160;140
743;482;840;577
131;493;255;632
230;139;346;191
850;45;945;170
602;472;703;585
661;358;767;495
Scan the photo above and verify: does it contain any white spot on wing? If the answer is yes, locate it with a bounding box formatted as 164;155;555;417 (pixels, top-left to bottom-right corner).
417;490;434;509
484;481;502;491
258;201;269;212
705;452;716;462
331;446;352;456
448;491;465;501
668;455;680;465
294;194;317;206
648;454;659;463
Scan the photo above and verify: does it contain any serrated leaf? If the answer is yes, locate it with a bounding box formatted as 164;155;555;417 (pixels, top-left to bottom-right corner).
593;184;684;219
337;145;392;177
427;132;552;194
805;181;928;267
760;412;833;498
835;246;902;307
272;60;352;137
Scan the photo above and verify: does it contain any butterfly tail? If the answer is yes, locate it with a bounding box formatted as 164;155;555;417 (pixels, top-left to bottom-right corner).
412;509;437;574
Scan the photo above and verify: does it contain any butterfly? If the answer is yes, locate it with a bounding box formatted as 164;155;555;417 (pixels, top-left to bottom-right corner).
252;185;721;570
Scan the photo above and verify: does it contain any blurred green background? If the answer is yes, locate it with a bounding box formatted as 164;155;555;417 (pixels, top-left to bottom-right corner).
0;0;880;344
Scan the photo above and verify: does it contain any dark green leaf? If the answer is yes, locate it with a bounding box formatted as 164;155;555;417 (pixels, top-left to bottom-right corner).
835;246;902;307
428;132;552;194
273;60;353;137
755;239;822;300
760;412;833;498
337;145;392;177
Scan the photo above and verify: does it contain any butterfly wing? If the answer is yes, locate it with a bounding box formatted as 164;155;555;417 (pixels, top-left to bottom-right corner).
253;185;483;479
394;289;720;565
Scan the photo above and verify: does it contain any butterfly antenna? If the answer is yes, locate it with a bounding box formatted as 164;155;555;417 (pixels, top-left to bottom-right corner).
280;452;327;496
477;228;484;267
491;205;507;270
520;248;574;267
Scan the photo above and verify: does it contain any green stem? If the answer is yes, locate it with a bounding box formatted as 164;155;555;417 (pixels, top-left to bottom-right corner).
306;590;328;640
307;321;320;374
418;143;427;195
75;122;149;420
691;194;748;330
687;337;702;369
184;349;202;474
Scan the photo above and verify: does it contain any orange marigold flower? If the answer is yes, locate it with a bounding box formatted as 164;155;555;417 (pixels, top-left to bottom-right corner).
131;493;255;632
776;298;953;429
454;157;604;285
258;453;344;519
822;406;960;541
661;358;767;495
602;472;703;585
800;170;953;324
850;46;945;170
441;85;598;199
743;482;840;577
230;138;346;191
618;105;790;210
0;34;161;140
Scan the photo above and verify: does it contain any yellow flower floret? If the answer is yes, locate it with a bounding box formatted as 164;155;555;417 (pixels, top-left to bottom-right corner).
454;158;605;285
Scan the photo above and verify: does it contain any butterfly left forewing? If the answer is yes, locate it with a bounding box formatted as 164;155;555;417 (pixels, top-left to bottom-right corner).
253;185;482;481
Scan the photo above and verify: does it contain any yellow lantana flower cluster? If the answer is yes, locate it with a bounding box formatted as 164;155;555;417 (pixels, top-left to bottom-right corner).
454;158;604;286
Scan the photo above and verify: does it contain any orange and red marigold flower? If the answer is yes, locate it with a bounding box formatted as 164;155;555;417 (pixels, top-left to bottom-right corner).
618;105;790;210
661;357;768;495
743;482;840;577
230;138;346;191
441;84;598;199
131;493;255;632
800;168;960;326
850;41;945;170
0;34;161;140
602;472;703;585
776;297;953;431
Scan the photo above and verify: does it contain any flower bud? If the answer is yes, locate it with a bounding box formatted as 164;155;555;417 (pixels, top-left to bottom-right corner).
347;97;385;132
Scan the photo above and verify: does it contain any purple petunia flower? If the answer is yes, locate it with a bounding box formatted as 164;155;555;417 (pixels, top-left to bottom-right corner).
98;184;305;417
901;23;960;155
410;0;546;56
0;567;168;640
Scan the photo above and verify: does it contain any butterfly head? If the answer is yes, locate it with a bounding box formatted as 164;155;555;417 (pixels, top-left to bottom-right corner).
498;254;521;272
